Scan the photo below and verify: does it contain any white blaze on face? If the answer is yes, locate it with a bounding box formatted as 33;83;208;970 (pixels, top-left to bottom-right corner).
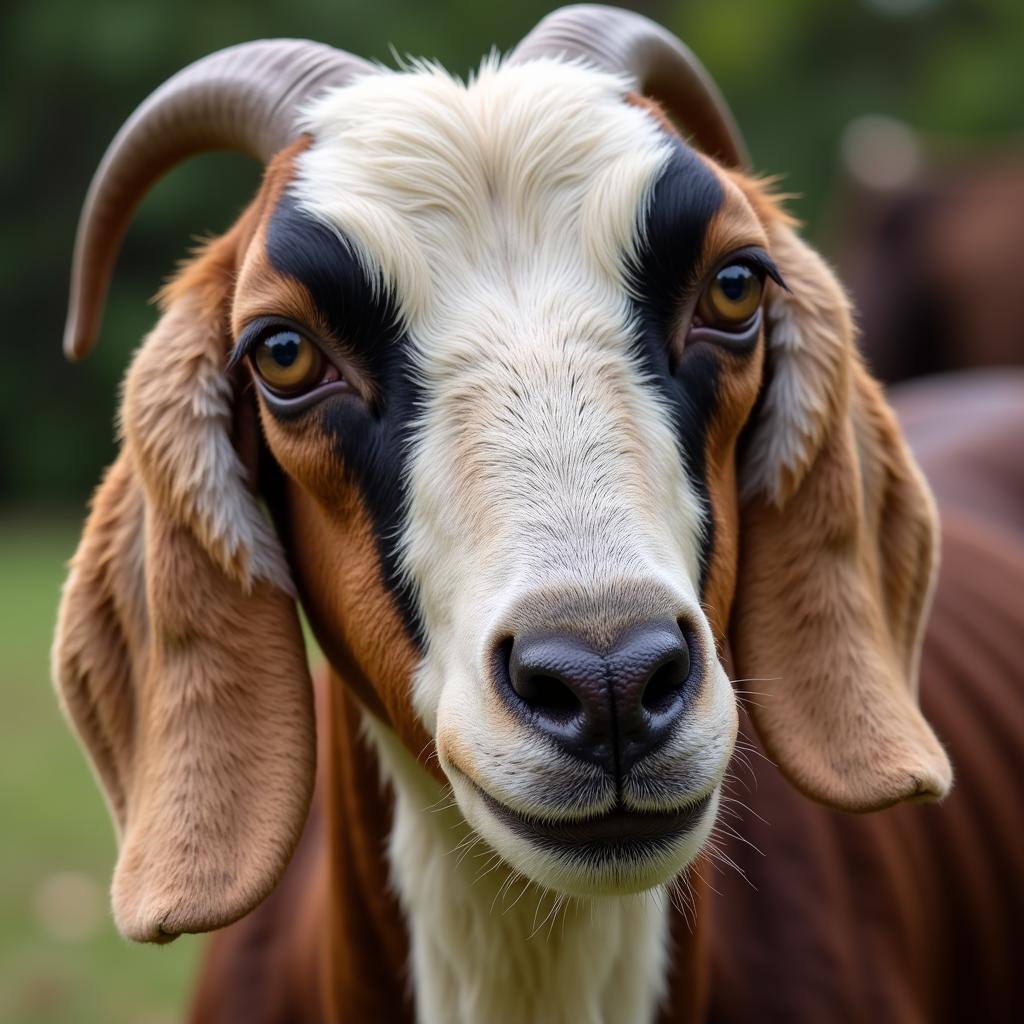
294;59;735;884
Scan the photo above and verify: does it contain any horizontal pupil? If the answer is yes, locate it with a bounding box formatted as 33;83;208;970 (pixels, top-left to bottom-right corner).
718;266;752;302
267;333;300;368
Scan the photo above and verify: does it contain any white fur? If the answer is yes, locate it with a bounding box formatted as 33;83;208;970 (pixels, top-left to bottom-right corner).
293;57;740;1018
364;716;673;1024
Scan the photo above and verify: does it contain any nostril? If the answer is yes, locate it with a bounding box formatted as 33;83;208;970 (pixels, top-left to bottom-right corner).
638;621;692;714
493;621;694;776
497;634;595;724
642;654;688;712
516;672;583;717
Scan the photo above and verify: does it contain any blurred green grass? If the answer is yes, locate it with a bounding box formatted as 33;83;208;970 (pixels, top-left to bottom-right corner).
0;517;200;1024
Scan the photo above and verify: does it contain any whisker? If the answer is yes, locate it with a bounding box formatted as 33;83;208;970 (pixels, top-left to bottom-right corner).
721;798;768;823
719;794;771;828
421;782;456;814
528;890;565;939
668;871;697;932
705;837;757;891
491;869;519;913
732;694;766;711
722;768;755;796
733;741;777;768
689;855;724;897
473;852;505;885
504;879;532;915
713;819;764;857
726;749;759;789
454;834;486;868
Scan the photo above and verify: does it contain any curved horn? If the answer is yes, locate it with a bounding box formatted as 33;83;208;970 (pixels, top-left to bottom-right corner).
511;4;748;170
64;40;375;361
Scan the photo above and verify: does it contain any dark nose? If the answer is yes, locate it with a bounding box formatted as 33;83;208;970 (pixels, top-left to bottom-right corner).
496;620;695;778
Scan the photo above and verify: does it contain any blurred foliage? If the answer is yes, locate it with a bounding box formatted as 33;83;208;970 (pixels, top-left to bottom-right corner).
3;0;1023;508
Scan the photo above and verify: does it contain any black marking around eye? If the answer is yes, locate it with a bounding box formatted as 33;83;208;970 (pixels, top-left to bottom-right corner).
266;195;402;369
264;195;426;647
628;142;725;596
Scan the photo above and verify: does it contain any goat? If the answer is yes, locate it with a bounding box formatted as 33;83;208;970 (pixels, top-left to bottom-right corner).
54;6;1024;1022
840;155;1024;383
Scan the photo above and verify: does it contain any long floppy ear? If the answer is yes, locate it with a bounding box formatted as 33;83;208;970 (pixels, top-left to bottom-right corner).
731;187;953;812
52;226;315;942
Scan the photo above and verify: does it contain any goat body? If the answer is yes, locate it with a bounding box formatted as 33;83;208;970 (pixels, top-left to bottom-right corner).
188;416;1024;1022
52;8;1024;1022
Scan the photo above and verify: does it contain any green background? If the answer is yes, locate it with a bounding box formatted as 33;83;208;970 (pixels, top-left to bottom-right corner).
1;0;1020;1020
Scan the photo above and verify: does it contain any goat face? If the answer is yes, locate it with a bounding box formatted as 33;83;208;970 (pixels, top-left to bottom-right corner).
56;42;953;942
249;64;748;895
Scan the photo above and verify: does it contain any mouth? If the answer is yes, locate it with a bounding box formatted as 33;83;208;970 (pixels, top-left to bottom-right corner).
479;788;713;859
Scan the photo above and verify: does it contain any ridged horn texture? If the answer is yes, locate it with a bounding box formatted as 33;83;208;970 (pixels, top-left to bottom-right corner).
511;4;748;170
63;40;376;361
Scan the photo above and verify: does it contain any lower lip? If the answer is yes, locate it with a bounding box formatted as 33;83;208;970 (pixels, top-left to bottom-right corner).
480;791;712;854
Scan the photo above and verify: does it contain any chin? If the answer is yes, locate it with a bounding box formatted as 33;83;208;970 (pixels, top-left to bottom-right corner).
451;772;721;897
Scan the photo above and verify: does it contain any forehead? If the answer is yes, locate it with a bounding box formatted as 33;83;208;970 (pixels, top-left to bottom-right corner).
288;58;738;330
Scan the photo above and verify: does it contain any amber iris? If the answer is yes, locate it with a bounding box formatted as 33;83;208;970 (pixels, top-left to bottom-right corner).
252;330;324;396
698;263;763;328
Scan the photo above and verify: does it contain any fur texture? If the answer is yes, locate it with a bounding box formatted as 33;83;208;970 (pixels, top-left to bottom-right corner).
731;205;951;810
55;51;952;1022
54;210;314;943
364;716;672;1024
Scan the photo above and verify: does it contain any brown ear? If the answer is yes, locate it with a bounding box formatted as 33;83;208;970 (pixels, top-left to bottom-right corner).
731;203;952;812
52;232;315;942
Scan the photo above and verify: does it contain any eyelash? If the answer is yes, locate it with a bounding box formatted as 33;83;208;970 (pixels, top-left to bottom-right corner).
232;317;356;413
715;247;785;290
687;249;783;333
229;316;310;370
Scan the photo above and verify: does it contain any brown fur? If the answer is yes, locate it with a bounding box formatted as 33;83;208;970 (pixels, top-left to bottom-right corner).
54;140;441;947
626;92;683;140
732;363;950;810
687;195;772;644
55;101;988;1021
52;144;331;943
710;499;1024;1022
725;181;950;812
699;344;764;646
278;462;438;774
190;669;414;1023
54;292;315;943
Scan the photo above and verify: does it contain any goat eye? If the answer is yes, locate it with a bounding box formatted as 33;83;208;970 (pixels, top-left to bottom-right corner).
252;331;325;396
697;264;764;328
